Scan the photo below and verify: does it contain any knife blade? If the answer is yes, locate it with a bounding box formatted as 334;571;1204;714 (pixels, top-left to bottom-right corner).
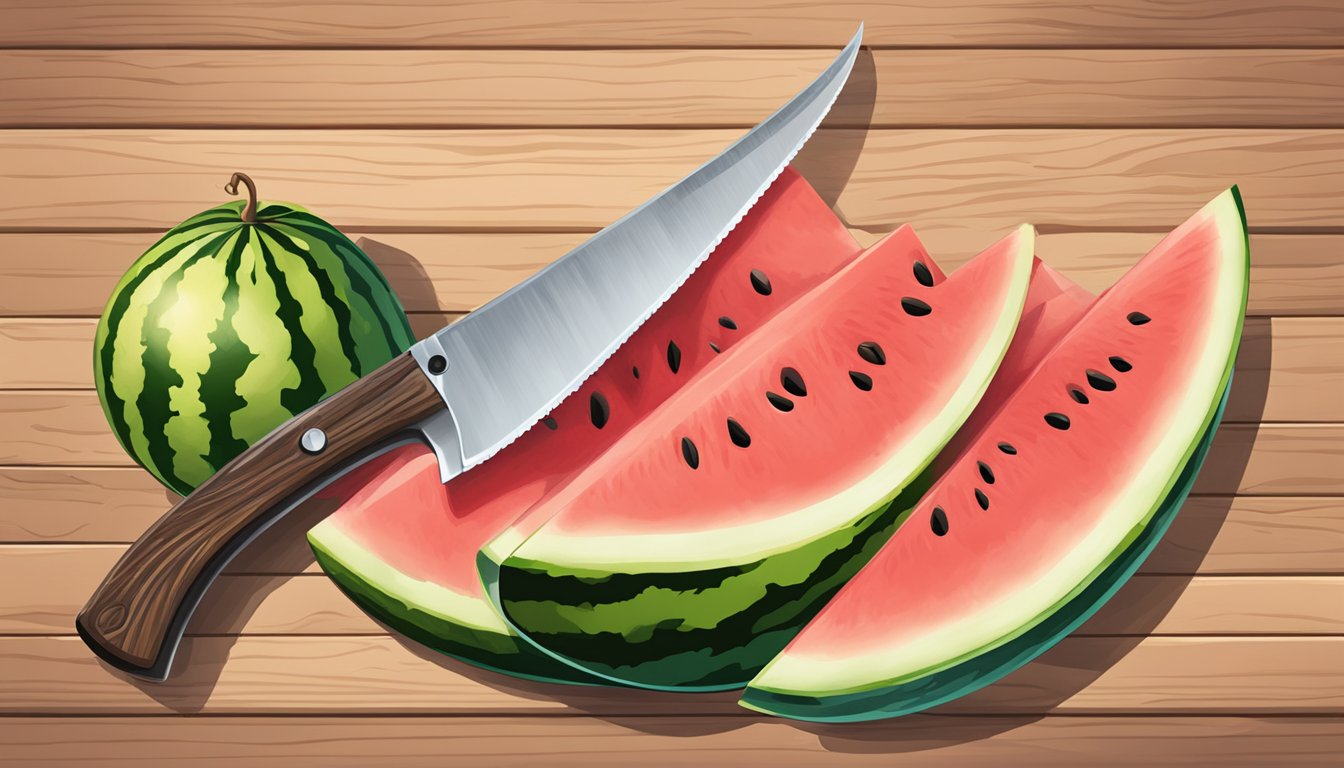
76;25;862;681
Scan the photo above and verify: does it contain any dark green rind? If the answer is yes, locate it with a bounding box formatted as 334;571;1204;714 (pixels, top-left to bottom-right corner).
198;230;256;492
94;200;413;495
95;224;239;480
740;381;1231;722
309;542;608;686
488;472;932;692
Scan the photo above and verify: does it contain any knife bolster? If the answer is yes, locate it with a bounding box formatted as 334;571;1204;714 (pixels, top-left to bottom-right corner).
76;352;444;680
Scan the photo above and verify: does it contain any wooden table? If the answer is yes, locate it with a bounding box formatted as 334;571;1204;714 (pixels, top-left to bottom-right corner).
3;2;1343;764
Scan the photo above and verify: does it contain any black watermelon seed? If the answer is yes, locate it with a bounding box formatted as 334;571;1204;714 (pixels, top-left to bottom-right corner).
766;391;794;412
901;297;932;317
718;316;737;330
681;437;699;469
709;342;721;354
930;507;949;536
542;417;558;431
1127;311;1151;326
589;392;610;429
781;367;807;397
857;341;886;365
1109;355;1133;373
975;489;990;510
750;269;773;296
998;441;1018;455
913;260;935;287
1086;369;1117;391
849;371;874;391
631;365;640;379
666;341;682;373
1068;385;1090;405
977;461;995;484
1045;412;1071;430
726;418;751;448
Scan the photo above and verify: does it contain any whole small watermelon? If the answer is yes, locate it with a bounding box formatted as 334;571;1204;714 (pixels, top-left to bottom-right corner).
94;173;415;495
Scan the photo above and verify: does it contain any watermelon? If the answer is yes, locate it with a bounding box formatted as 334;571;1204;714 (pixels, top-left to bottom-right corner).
741;188;1248;721
94;173;414;495
481;223;1036;691
306;168;867;682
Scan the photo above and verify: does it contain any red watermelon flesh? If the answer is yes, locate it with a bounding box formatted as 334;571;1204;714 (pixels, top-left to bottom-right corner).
306;168;879;681
937;258;1094;469
743;188;1248;720
482;223;1035;690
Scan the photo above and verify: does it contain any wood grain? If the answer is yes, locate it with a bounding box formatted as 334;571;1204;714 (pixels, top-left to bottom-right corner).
5;396;1338;491
2;232;1340;317
4;473;1339;574
6;545;1342;635
3;316;1338;423
4;635;1343;714
6;1;1344;47
6;49;1344;128
3;130;1342;242
3;716;1343;767
77;354;442;673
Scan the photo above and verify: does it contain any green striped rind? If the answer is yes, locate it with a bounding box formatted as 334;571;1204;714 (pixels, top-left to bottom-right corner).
94;200;414;495
741;189;1249;721
483;231;1034;691
740;383;1231;721
483;472;931;692
308;530;605;685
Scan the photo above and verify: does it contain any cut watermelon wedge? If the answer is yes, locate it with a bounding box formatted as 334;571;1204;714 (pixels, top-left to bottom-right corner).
481;224;1035;691
742;188;1249;721
306;168;867;682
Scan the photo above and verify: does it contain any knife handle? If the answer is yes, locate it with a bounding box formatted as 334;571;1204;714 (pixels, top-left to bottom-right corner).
76;352;444;680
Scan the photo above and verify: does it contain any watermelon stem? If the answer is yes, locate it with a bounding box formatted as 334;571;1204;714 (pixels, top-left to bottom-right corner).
224;172;259;223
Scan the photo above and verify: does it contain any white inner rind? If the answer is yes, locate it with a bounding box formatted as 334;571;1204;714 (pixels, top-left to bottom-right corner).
308;525;514;635
497;226;1036;573
749;190;1248;698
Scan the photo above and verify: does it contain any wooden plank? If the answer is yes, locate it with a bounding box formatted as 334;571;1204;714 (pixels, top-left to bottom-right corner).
0;468;175;543
5;1;1344;47
2;635;1341;714
2;232;1340;317
4;464;1340;575
6;50;1344;129
5;545;1341;635
3;390;1339;489
3;316;1338;423
3;130;1342;240
3;716;1343;768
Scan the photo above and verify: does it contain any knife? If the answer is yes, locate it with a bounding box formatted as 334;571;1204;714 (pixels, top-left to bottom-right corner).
76;26;862;681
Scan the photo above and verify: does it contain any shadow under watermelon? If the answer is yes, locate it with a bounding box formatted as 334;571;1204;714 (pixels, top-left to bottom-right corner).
801;308;1273;752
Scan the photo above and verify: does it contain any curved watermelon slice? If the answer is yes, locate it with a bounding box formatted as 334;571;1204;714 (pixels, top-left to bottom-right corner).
742;188;1249;721
306;168;868;682
481;223;1035;691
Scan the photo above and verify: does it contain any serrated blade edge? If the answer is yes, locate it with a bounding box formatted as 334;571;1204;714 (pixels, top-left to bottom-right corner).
410;25;863;476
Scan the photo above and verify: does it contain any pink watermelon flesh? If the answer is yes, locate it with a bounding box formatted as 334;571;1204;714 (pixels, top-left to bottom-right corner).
936;258;1094;470
307;168;872;682
482;224;1035;690
744;188;1248;720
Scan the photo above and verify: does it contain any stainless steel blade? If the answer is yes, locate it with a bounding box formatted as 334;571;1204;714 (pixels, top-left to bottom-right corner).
410;25;862;478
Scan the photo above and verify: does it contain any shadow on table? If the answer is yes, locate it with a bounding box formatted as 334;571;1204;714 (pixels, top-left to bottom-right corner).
791;46;876;216
103;57;1264;745
392;312;1270;749
110;493;344;713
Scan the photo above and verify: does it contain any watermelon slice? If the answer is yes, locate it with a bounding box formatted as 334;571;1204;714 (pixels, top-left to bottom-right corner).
481;223;1035;691
741;188;1249;721
306;168;868;682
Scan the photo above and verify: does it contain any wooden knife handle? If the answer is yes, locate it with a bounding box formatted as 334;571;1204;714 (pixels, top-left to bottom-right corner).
76;352;444;680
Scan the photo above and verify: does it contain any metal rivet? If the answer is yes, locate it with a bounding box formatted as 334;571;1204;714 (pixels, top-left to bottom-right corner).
300;428;328;454
428;355;448;375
